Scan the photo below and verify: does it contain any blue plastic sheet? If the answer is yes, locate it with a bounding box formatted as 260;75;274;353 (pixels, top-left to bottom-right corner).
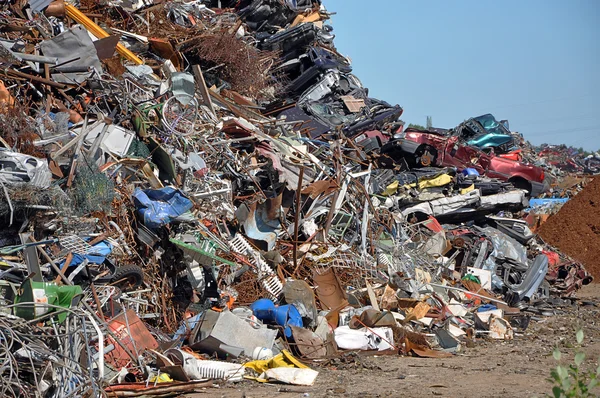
133;187;193;229
173;312;204;341
58;240;113;267
528;198;569;208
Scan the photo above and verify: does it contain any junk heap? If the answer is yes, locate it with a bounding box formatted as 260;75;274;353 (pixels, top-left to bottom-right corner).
0;0;595;396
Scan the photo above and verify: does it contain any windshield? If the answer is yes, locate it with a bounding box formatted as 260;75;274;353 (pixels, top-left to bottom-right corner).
474;114;510;135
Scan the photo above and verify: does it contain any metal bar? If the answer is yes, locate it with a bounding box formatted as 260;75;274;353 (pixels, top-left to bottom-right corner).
20;233;42;282
292;166;304;275
192;64;216;116
52;119;103;159
5;68;66;89
14;53;58;64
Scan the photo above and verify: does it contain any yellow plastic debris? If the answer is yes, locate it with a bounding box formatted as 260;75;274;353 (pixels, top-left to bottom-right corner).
244;349;309;383
460;184;475;195
65;4;144;65
149;373;173;383
405;174;453;190
382;180;399;196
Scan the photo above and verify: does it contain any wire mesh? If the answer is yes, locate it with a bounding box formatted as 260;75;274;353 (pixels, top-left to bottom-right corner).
0;307;106;398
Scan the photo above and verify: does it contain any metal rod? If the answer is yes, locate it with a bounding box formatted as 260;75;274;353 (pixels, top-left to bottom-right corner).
292;166;305;275
5;68;67;89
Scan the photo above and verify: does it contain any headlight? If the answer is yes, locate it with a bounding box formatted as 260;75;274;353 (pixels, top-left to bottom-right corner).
393;132;405;139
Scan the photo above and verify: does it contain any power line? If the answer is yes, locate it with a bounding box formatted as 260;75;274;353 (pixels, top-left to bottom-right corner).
516;112;598;127
526;125;600;137
477;92;596;112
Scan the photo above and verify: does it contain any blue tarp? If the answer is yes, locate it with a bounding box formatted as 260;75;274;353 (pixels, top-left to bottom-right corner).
58;240;113;267
528;198;569;208
133;187;193;229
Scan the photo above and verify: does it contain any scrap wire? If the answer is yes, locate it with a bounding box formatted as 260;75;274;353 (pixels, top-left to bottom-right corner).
0;304;106;398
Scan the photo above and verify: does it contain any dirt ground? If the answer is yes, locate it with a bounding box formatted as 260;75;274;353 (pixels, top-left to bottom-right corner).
183;284;600;398
539;177;600;280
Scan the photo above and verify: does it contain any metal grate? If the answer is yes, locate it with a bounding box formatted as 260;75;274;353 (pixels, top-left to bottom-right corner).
58;235;93;256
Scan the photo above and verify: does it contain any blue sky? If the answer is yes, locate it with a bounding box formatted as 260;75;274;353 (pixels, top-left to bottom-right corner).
326;0;600;151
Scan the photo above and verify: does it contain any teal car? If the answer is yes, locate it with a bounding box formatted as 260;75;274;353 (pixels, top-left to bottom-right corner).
455;114;514;153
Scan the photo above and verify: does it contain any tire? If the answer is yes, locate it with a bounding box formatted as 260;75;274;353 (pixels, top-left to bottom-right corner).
110;265;144;291
509;177;532;195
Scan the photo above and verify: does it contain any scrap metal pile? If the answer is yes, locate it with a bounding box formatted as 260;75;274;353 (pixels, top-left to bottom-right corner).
0;0;595;396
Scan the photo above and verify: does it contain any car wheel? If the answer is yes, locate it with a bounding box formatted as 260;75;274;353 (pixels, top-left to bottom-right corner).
416;146;437;167
110;265;144;291
509;177;532;195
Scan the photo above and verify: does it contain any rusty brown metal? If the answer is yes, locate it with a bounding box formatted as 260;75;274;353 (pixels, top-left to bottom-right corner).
292;166;305;272
312;267;347;310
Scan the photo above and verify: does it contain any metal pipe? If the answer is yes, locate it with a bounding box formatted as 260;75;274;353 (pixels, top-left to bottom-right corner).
85;311;104;380
292;167;305;274
0;181;13;226
14;53;58;64
5;68;66;89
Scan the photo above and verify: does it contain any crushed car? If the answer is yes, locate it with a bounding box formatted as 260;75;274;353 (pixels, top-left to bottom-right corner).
379;129;549;196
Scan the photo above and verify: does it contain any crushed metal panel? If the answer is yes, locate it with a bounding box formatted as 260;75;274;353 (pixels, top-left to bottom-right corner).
283;280;318;327
171;72;195;105
19;233;42;282
150;38;182;69
106;309;159;368
40;25;103;84
235;202;279;251
290;326;326;359
93;35;120;60
29;0;53;12
193;310;277;357
312;267;347;310
0;148;52;188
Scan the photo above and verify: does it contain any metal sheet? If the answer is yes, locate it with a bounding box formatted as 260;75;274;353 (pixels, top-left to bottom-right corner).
235;202;279;251
40;25;102;84
93;35;120;60
290;326;327;359
312;268;347;310
28;0;53;12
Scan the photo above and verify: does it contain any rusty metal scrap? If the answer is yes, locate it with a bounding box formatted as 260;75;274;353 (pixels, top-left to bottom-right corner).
0;0;594;396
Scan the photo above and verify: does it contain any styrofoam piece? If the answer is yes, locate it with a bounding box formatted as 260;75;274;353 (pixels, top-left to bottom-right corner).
333;325;394;351
447;299;468;317
264;368;319;386
466;267;492;290
475;309;503;324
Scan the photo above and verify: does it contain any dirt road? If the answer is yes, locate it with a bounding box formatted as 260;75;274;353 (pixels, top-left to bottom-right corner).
184;284;600;398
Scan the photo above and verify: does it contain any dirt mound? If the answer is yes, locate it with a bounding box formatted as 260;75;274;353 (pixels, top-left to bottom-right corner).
539;177;600;280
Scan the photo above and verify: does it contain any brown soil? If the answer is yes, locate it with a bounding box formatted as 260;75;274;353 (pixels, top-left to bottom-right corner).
539;177;600;281
185;284;600;398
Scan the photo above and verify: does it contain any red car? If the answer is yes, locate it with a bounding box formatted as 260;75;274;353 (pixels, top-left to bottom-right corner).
380;129;549;197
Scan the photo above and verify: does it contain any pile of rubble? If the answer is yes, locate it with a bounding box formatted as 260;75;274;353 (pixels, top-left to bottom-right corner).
0;1;595;396
536;145;600;176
